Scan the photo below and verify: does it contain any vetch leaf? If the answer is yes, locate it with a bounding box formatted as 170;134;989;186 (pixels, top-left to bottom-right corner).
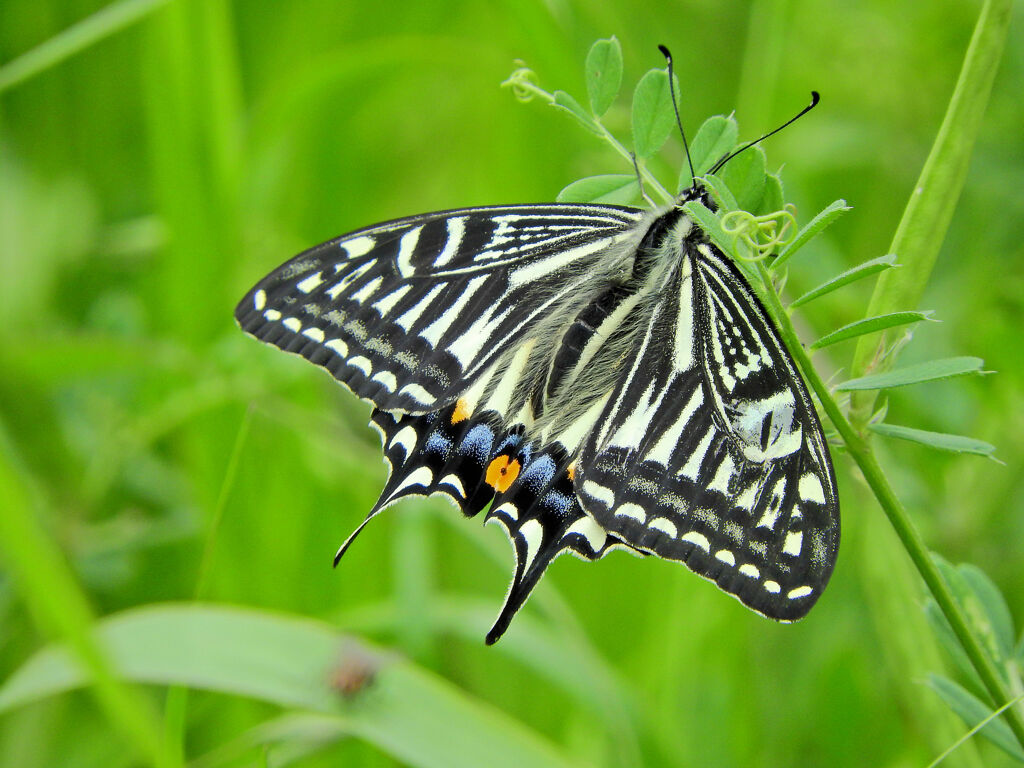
869;423;997;458
809;311;935;349
632;69;679;158
557;174;640;205
680;115;737;189
719;146;767;214
835;356;987;390
700;173;739;213
773;199;851;270
925;674;1024;762
585;37;622;118
791;255;898;308
0;604;586;768
551;91;602;136
758;174;785;217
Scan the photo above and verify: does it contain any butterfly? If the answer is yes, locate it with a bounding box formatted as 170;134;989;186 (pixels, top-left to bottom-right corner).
235;89;839;643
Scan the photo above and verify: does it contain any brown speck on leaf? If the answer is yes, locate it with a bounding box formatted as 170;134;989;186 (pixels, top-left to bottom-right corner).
329;640;380;699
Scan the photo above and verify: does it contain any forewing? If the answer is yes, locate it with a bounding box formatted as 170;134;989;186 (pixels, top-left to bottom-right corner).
235;204;644;413
576;241;839;620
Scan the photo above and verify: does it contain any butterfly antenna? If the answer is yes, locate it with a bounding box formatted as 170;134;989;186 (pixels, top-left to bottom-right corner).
658;45;696;185
630;151;655;207
709;91;820;174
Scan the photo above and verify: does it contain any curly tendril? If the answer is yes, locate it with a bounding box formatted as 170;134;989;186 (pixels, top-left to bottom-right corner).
720;205;797;261
500;64;547;103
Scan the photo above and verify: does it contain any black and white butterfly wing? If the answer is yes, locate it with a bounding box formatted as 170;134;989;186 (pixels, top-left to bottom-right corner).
235;204;646;414
576;238;839;621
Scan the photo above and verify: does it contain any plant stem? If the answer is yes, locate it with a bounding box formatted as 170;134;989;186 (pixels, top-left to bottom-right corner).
755;261;1024;751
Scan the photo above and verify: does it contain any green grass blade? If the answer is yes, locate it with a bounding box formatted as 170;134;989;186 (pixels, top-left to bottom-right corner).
927;693;1024;768
868;423;997;457
810;311;935;349
0;605;585;768
584;37;622;118
925;675;1024;762
849;0;1015;427
835;356;987;391
790;255;898;308
772;199;851;270
0;0;173;93
0;425;174;767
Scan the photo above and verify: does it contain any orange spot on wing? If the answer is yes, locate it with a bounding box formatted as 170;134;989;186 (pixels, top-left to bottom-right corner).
451;398;471;424
567;462;576;482
485;455;521;493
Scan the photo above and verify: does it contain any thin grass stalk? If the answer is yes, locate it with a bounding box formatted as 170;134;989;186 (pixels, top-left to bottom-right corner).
0;424;177;768
847;0;1013;429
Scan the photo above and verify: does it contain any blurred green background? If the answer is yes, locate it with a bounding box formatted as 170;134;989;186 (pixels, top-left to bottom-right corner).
1;1;1022;766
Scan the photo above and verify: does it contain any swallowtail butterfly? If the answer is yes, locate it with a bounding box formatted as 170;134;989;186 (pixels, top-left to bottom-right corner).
236;111;839;646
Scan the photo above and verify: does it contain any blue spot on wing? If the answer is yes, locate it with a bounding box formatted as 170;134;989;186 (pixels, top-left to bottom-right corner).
519;454;556;492
424;431;452;458
460;424;494;460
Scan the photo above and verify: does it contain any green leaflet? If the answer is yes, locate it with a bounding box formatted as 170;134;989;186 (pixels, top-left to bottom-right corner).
551;90;602;136
810;311;935;350
584;37;623;118
868;422;996;457
557;174;640;205
772;199;850;270
835;356;987;391
791;255;898;308
679;115;738;190
631;69;680;159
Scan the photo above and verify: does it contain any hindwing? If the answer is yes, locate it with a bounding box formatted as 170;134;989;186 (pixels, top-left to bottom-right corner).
235;205;645;413
359;403;634;644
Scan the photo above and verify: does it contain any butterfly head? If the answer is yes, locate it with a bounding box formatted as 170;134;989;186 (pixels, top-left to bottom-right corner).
674;180;716;213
